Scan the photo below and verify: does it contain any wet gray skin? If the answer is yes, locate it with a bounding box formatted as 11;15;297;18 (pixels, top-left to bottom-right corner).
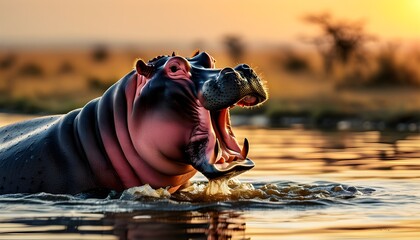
0;51;267;194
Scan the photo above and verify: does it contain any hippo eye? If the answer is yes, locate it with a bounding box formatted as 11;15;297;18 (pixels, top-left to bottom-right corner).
165;58;192;80
170;65;178;73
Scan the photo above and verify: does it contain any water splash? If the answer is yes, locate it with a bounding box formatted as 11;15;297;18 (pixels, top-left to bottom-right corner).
119;178;375;204
120;184;171;200
0;179;376;215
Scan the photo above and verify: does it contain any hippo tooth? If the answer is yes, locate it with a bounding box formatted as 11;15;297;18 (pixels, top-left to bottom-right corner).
211;139;223;164
216;139;222;161
241;138;249;159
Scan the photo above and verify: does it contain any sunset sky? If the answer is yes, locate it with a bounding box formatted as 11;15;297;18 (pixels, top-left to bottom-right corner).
0;0;419;48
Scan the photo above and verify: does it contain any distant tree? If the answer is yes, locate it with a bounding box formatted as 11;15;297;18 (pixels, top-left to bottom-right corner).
18;62;44;77
303;13;374;72
57;61;75;75
0;54;16;70
223;35;246;63
91;45;109;62
0;54;17;94
368;43;420;87
281;51;311;73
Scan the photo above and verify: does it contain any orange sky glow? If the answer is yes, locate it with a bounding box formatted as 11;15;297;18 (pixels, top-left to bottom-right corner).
0;0;419;48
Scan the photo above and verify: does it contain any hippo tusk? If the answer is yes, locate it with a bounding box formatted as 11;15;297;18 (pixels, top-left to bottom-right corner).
241;138;249;159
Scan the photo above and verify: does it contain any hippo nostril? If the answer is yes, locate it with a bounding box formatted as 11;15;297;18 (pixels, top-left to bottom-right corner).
220;67;235;76
218;68;237;80
233;64;253;76
241;64;250;69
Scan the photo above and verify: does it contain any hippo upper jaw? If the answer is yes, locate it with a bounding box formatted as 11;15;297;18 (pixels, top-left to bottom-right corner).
200;64;267;111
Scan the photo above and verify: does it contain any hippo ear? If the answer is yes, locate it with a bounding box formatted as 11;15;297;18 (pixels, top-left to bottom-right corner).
135;59;154;78
191;50;200;57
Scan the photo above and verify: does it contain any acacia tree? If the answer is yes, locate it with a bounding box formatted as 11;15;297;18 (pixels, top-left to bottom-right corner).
303;13;374;73
223;35;246;63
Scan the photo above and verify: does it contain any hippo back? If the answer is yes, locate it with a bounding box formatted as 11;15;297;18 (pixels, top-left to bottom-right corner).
0;111;97;194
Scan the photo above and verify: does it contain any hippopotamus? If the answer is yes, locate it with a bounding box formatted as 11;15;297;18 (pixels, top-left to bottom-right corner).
0;52;267;194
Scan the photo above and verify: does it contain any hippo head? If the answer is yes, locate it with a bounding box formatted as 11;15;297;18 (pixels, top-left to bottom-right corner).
132;52;267;182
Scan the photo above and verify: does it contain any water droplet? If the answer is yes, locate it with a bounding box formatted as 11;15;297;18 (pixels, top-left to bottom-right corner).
332;185;345;192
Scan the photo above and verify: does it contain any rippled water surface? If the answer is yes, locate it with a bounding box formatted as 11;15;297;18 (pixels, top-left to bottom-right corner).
0;114;420;239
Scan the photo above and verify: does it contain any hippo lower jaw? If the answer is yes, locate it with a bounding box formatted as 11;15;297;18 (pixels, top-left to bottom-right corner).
200;107;255;180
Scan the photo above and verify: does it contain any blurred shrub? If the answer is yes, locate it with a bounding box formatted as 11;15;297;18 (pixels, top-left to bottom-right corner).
368;47;420;87
303;13;420;88
274;51;312;73
91;45;109;62
337;44;420;88
283;55;310;72
57;61;75;75
0;54;16;70
223;35;246;63
17;62;44;77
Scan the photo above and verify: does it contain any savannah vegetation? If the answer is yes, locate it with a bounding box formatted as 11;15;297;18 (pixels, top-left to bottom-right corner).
0;13;419;130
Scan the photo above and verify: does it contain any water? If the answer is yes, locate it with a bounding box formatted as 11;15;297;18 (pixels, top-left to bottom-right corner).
0;115;420;239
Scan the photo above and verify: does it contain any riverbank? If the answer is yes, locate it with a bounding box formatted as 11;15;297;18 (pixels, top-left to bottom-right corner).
1;48;419;132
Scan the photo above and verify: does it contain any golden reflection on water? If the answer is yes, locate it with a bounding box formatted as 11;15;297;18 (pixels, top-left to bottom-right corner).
234;127;420;239
236;127;420;181
0;115;420;239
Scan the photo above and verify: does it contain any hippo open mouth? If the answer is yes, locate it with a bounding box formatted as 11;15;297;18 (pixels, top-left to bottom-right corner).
209;108;254;172
196;63;268;180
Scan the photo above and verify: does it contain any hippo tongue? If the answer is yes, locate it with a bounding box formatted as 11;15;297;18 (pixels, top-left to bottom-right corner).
210;108;248;165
